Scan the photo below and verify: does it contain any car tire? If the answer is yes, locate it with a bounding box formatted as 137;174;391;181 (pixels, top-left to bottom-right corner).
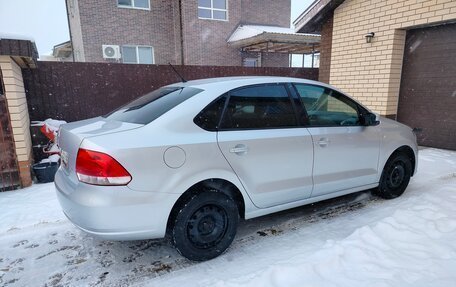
375;152;412;199
170;191;239;261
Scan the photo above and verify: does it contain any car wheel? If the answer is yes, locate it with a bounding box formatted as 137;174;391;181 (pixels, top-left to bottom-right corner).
375;152;412;199
170;191;239;261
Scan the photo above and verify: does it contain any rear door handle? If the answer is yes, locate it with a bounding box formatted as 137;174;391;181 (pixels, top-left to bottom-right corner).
317;138;330;147
229;144;249;155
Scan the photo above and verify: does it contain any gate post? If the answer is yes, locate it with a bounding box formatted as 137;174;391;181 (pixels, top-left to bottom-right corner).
0;39;38;189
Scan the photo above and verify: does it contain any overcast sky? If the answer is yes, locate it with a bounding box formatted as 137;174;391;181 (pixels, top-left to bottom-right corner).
0;0;313;57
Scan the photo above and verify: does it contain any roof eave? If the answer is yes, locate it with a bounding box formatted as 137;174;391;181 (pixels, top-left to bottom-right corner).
294;0;346;33
228;33;321;54
53;41;72;58
229;33;320;48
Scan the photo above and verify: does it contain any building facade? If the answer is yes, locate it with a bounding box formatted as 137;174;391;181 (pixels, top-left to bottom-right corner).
294;0;456;150
67;0;291;67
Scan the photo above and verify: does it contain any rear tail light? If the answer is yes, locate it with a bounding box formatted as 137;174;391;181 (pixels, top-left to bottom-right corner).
76;148;132;186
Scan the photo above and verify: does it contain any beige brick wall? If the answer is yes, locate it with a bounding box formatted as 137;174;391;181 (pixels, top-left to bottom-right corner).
0;56;32;162
70;0;291;66
330;0;456;116
180;0;291;66
0;56;33;186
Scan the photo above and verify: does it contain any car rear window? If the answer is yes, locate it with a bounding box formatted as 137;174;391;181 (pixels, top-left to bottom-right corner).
104;86;203;124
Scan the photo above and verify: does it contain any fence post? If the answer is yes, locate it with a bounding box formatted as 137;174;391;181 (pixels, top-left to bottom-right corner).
0;56;33;188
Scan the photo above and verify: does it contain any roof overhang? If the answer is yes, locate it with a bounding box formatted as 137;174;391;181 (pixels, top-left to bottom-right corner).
228;25;320;54
53;41;72;58
0;38;38;68
293;0;346;33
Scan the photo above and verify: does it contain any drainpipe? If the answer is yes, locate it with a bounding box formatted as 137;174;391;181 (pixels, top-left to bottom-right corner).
65;0;75;62
178;0;185;65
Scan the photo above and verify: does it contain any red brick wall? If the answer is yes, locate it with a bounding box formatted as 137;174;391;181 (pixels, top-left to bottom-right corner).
76;0;180;64
241;0;291;27
73;0;291;67
262;53;290;68
181;0;291;66
318;14;333;83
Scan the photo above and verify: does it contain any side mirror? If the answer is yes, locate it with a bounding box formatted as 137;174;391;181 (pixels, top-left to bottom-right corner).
362;112;380;126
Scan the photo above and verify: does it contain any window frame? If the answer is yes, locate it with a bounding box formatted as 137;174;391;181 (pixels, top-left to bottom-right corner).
291;83;368;128
121;45;155;64
194;82;372;132
117;0;150;11
193;95;228;131
198;0;229;21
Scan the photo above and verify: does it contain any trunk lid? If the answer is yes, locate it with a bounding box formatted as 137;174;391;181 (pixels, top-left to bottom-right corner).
58;117;143;182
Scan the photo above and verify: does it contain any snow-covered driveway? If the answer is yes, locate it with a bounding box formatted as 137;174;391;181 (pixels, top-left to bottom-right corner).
1;148;455;287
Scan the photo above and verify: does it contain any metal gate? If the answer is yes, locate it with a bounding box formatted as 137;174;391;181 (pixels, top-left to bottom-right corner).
0;69;20;191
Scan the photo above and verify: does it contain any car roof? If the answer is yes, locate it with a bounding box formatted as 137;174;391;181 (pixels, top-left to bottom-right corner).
166;76;328;89
166;76;371;112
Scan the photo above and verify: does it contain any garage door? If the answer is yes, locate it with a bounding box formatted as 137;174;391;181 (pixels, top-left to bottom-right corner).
397;23;456;150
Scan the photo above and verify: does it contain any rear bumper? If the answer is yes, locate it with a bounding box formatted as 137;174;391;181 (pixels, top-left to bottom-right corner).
54;167;180;240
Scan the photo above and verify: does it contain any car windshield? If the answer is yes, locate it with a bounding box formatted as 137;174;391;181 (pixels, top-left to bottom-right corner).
103;86;203;124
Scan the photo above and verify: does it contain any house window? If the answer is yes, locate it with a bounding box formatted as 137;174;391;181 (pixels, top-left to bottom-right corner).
122;46;154;64
290;53;320;68
198;0;227;21
243;58;259;67
117;0;150;10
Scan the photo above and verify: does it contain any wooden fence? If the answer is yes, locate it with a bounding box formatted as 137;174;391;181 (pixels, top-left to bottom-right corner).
23;62;318;122
22;62;318;161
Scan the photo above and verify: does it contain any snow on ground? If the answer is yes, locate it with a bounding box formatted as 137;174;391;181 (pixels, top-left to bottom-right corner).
0;148;455;286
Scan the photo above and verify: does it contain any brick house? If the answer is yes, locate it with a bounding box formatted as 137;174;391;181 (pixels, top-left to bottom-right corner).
66;0;297;67
294;0;456;150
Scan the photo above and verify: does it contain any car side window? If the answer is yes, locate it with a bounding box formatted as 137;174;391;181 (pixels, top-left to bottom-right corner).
293;84;361;127
294;84;326;110
220;84;297;130
194;95;227;131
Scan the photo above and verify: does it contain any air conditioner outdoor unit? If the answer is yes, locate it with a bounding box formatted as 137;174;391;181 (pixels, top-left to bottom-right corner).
102;45;121;59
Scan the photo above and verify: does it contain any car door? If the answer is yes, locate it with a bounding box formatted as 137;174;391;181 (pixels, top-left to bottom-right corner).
216;83;314;209
293;83;381;197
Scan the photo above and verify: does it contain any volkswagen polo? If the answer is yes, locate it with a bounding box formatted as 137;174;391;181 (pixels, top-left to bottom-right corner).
55;77;418;261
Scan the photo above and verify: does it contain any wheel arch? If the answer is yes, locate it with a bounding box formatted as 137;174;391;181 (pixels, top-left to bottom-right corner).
385;145;416;176
166;178;246;234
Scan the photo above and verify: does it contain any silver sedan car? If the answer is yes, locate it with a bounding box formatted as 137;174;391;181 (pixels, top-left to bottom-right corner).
55;76;418;261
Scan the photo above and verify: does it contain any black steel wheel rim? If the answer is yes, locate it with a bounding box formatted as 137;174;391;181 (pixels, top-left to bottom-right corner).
387;160;406;189
187;204;228;249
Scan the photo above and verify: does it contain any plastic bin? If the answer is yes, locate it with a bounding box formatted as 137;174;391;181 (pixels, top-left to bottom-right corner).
33;162;59;183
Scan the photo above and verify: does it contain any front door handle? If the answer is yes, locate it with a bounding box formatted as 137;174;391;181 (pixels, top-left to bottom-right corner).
229;144;249;155
317;138;330;147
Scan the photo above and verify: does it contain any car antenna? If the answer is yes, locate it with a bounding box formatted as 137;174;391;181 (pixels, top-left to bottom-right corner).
169;63;187;83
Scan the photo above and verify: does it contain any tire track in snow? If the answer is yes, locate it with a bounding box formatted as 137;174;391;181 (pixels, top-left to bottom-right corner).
0;190;377;287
